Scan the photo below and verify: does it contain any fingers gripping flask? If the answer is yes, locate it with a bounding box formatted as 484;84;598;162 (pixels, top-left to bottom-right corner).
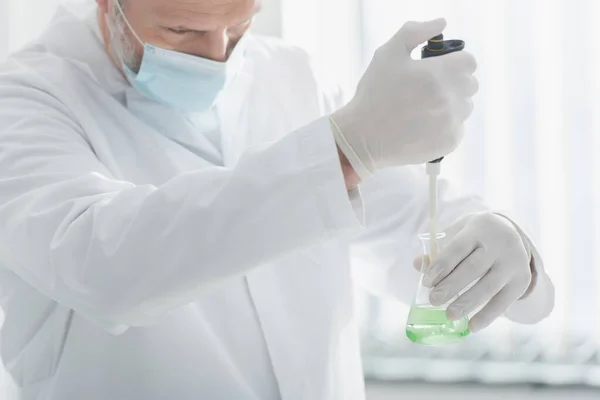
405;233;470;345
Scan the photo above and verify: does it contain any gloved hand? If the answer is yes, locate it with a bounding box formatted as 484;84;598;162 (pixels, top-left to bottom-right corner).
330;18;478;180
414;212;533;333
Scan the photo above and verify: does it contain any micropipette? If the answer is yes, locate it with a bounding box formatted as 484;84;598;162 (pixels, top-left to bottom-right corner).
421;34;465;261
403;34;471;346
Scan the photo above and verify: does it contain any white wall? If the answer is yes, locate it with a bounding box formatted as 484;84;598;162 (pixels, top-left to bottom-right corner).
7;0;62;53
0;0;9;59
252;0;283;37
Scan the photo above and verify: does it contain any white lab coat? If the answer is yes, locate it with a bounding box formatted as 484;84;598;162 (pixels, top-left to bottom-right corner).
0;5;554;400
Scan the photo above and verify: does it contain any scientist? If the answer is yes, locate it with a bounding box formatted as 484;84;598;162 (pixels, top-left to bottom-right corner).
0;0;554;399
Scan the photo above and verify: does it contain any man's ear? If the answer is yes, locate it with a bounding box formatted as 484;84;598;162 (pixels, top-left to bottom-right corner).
97;0;109;14
94;0;116;66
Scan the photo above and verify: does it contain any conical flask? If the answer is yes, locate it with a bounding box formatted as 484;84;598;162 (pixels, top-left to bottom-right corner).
405;232;470;345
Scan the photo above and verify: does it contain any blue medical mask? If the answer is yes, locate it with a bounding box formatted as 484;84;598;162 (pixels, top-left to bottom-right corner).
109;1;248;112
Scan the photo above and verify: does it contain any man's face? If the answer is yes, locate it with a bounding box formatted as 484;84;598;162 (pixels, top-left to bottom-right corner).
100;0;260;64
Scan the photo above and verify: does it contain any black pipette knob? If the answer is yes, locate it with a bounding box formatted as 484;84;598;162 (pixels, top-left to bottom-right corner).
421;34;465;59
421;34;465;164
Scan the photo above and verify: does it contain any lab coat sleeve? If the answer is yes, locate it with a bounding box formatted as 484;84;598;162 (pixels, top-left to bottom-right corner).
348;166;555;324
0;76;362;334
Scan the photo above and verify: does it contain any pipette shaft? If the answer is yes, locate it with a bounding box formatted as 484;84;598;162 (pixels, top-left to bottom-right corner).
421;34;465;261
429;174;438;259
426;162;441;260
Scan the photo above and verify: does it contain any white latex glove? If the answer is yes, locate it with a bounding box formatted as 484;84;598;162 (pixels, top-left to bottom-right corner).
416;212;533;333
330;18;478;180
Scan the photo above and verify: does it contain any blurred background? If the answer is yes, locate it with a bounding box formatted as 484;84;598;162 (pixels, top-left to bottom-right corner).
1;0;600;398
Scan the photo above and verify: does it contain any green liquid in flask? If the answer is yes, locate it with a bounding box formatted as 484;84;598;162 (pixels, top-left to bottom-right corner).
406;305;470;345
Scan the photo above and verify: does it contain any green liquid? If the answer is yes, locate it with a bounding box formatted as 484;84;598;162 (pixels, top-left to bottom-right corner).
406;305;470;345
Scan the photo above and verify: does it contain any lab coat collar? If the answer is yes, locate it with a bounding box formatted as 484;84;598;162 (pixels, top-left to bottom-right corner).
38;5;129;100
120;39;255;166
215;40;255;168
